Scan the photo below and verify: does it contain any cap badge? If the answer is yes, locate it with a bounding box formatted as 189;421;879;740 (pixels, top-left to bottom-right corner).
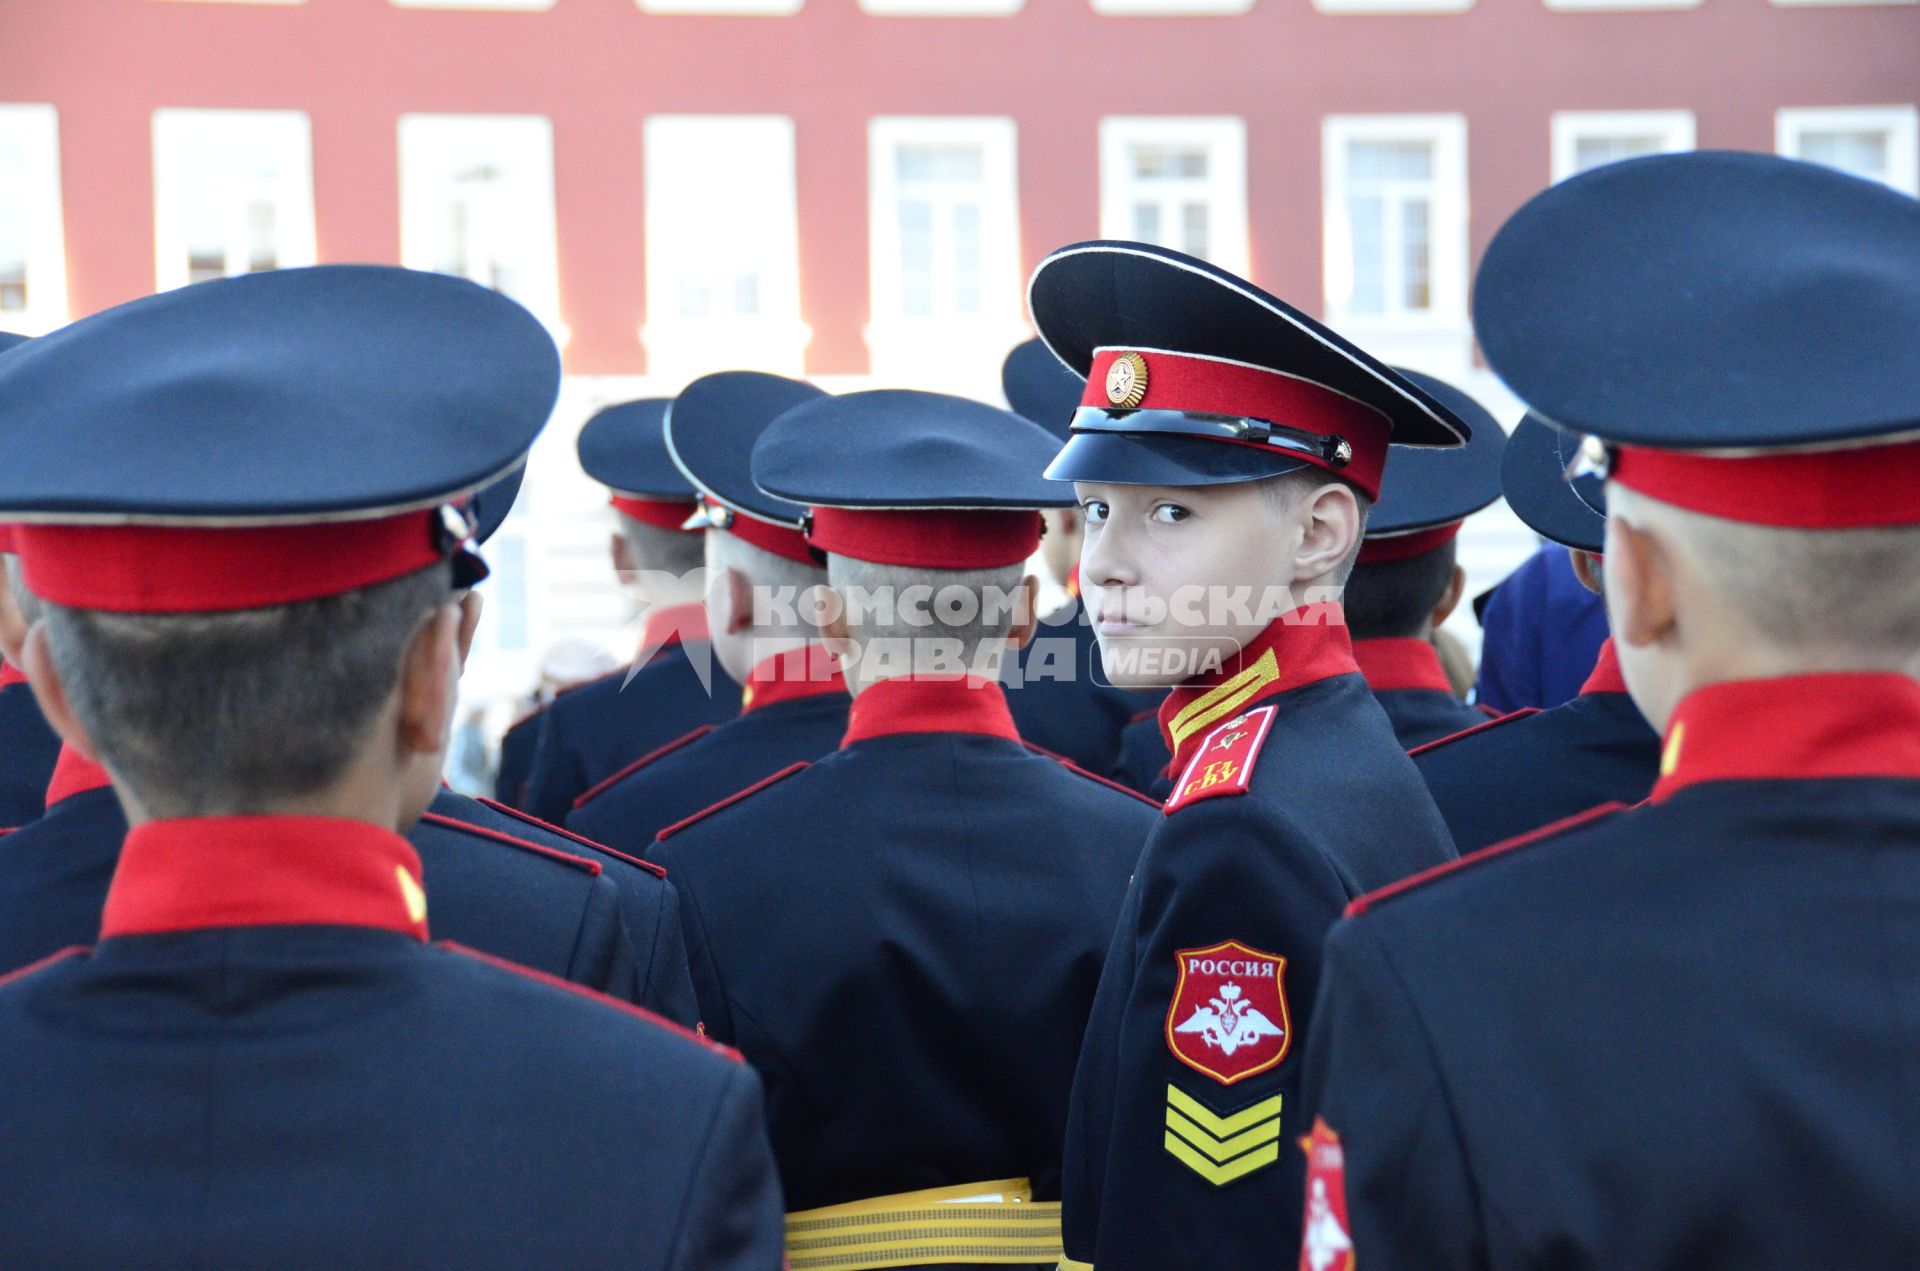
1106;352;1150;409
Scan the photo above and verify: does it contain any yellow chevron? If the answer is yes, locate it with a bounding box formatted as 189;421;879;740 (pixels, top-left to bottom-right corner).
1165;1085;1283;1138
1166;649;1280;752
1164;1131;1281;1187
1166;1109;1281;1164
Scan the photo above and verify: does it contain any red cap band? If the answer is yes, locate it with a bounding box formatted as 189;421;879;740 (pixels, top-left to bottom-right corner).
611;495;699;533
700;497;815;565
0;524;14;554
1084;348;1393;498
1610;441;1920;529
807;507;1043;570
18;510;452;614
1357;522;1463;565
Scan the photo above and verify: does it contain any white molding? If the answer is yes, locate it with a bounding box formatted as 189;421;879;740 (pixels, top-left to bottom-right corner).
1777;105;1919;195
859;0;1021;15
398;113;566;346
1549;109;1696;182
1313;0;1470;15
391;0;555;9
1089;0;1252;16
151;108;315;294
1098;116;1248;276
867;116;1022;386
1321;113;1470;340
642;116;808;382
0;104;68;336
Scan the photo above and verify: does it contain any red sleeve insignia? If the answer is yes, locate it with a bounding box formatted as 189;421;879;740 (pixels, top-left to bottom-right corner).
1164;704;1277;815
1299;1118;1356;1271
1164;939;1291;1085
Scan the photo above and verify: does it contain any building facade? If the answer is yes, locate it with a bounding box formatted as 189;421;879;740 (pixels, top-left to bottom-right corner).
2;0;1915;708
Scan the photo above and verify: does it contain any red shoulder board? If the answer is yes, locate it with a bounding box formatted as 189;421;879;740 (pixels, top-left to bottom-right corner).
1407;707;1541;759
1020;742;1163;808
472;798;666;878
656;762;811;841
1164;705;1277;816
1344;801;1629;918
573;725;718;811
417;813;602;876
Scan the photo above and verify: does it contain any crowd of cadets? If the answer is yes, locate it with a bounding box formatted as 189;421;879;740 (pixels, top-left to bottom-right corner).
0;149;1912;1269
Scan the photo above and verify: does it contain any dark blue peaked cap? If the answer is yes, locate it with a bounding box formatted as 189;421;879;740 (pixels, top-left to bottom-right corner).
468;462;526;547
1001;338;1082;441
1476;151;1920;449
0;331;27;356
1366;370;1507;541
666;371;826;527
578;399;694;500
1501;415;1607;554
0;266;554;518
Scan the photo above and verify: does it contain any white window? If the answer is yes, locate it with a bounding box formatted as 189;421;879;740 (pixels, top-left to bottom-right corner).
1090;0;1252;16
1543;0;1696;12
868;117;1023;393
1777;107;1919;195
1551;110;1696;182
399;114;563;340
0;105;68;336
152;109;315;292
643;117;807;381
1099;118;1248;275
1323;115;1468;325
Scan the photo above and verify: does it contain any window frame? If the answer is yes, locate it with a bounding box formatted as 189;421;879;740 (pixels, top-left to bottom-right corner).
151;108;316;293
1549;109;1696;183
0;103;69;336
1776;105;1920;195
1320;112;1470;334
1098;116;1249;277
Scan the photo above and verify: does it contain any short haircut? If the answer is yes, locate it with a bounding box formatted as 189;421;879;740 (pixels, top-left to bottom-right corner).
826;555;1027;676
1344;538;1459;640
4;554;44;627
40;563;453;817
1611;482;1920;662
617;511;706;578
1257;469;1374;586
707;528;827;639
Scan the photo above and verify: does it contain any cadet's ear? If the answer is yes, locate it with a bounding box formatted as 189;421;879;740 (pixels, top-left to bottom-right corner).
1604;514;1675;651
724;565;755;636
396;603;462;757
454;591;484;665
1294;483;1363;584
809;584;855;661
1007;574;1042;651
20;621;101;762
1430;564;1467;630
0;574;25;666
610;532;635;578
1569;550;1605;596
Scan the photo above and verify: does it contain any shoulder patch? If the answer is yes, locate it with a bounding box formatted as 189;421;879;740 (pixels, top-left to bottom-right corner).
1343;801;1629;919
1407;707;1541;759
1021;741;1162;808
416;813;602;876
438;940;741;1063
572;724;718;811
656;761;812;841
1164;705;1277;816
0;944;87;990
474;798;667;877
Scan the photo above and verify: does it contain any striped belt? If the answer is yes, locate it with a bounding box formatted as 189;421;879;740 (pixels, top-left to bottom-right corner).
784;1177;1064;1269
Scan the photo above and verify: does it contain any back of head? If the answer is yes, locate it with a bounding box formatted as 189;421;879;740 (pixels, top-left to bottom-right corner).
1344;538;1458;641
826;555;1028;680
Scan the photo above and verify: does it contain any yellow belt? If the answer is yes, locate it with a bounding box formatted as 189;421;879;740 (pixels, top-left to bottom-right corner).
784;1177;1064;1269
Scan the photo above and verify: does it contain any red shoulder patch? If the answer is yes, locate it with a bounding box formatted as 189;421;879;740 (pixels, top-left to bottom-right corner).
1165;939;1291;1084
1020;741;1163;808
656;762;811;842
572;724;718;811
1298;1118;1356;1271
417;813;602;876
1164;705;1277;816
438;940;741;1063
474;798;666;878
0;945;87;990
1407;706;1541;759
1344;801;1629;919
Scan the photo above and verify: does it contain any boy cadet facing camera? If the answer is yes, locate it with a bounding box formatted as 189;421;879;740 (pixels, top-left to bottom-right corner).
0;266;782;1267
1028;241;1459;1269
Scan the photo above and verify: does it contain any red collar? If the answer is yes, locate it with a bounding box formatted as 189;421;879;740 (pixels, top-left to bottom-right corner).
1580;639;1628;696
1351;638;1453;695
45;745;112;808
742;644;846;715
1159;604;1358;773
842;675;1021;747
0;661;26;691
99;816;429;941
640;602;709;657
1650;673;1920;803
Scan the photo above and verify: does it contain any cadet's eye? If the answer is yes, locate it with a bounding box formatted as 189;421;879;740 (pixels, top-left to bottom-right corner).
1150;503;1192;525
1082;499;1111;524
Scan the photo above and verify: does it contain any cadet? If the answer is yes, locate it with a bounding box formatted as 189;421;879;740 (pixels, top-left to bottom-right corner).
0;265;781;1266
569;371;849;852
650;388;1160;1271
0;332;59;827
516;397;741;822
1029;241;1459;1269
1410;412;1660;851
1473;540;1609;713
1000;338;1151;774
0;437;697;1022
1304;150;1920;1270
1343;370;1507;749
